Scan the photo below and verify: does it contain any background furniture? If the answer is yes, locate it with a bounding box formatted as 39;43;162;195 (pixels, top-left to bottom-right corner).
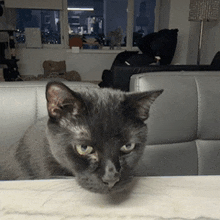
1;176;220;219
99;50;220;91
0;30;20;81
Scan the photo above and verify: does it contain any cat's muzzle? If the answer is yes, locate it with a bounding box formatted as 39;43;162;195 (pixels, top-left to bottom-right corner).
101;160;121;188
102;175;120;188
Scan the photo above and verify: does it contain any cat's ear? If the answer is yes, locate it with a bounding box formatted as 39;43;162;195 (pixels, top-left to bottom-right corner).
46;82;85;119
124;90;163;121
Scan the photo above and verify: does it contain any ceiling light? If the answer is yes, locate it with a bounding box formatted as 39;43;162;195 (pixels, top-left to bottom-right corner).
67;7;94;11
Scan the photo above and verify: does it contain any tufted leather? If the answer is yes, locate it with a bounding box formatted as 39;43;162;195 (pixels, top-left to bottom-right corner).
2;76;220;177
130;71;220;176
0;81;98;149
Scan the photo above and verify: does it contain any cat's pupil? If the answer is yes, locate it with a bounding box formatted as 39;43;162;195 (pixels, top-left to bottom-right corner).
126;144;133;150
75;144;94;155
81;145;88;151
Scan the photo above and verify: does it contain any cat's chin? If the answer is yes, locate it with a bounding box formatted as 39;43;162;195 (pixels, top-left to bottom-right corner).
76;175;134;194
106;178;134;194
82;181;133;194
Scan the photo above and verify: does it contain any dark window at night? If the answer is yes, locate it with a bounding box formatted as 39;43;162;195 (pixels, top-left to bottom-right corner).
15;0;156;48
67;0;105;48
135;1;156;35
16;9;61;44
67;0;156;47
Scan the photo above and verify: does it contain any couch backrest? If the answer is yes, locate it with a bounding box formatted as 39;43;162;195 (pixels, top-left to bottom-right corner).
130;71;220;176
0;81;98;148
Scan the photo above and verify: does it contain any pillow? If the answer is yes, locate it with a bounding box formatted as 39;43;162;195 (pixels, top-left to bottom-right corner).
111;50;139;69
137;29;179;65
43;60;66;76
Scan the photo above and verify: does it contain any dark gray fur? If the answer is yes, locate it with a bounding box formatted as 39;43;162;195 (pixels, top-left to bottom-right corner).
0;82;163;193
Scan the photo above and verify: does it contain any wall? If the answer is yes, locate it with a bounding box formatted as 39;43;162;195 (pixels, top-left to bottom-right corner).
200;19;220;64
157;0;193;65
169;0;192;64
16;48;118;81
186;21;200;65
157;0;170;31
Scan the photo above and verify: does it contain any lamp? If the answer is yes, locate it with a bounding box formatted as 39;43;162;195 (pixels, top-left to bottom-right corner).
189;0;220;65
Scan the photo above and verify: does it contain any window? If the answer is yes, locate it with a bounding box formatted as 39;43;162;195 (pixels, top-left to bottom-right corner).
16;9;61;44
14;0;157;49
134;1;156;38
67;0;156;49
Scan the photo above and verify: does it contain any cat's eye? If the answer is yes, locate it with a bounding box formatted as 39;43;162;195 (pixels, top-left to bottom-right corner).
120;143;136;153
75;145;94;156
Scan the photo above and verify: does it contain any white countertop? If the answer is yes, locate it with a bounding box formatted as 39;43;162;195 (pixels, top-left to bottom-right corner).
1;176;220;220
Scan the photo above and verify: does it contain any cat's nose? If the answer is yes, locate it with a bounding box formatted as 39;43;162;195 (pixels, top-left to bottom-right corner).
102;173;120;188
102;160;120;188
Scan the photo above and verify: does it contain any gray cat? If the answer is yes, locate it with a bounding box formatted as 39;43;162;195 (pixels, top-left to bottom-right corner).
0;82;163;193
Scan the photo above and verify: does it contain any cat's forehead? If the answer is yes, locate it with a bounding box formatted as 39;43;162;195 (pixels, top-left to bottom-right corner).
81;87;125;104
62;88;146;144
84;89;126;120
59;117;91;141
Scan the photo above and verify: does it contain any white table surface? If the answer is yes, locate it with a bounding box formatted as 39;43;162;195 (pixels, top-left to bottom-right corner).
1;176;220;220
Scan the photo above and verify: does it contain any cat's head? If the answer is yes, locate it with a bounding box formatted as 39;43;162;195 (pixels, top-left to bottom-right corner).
45;82;163;193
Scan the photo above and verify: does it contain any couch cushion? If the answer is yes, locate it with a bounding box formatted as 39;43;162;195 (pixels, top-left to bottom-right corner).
196;140;220;175
196;77;220;140
134;141;198;176
130;71;220;175
131;73;199;145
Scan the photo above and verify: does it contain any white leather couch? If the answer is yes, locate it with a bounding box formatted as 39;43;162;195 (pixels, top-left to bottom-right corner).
2;73;220;177
130;71;220;176
0;81;98;150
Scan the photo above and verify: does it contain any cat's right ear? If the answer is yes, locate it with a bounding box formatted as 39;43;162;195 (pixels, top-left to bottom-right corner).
123;89;163;121
46;82;85;119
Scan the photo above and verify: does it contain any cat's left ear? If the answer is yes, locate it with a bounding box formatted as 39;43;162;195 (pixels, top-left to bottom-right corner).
46;82;85;119
124;89;164;121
